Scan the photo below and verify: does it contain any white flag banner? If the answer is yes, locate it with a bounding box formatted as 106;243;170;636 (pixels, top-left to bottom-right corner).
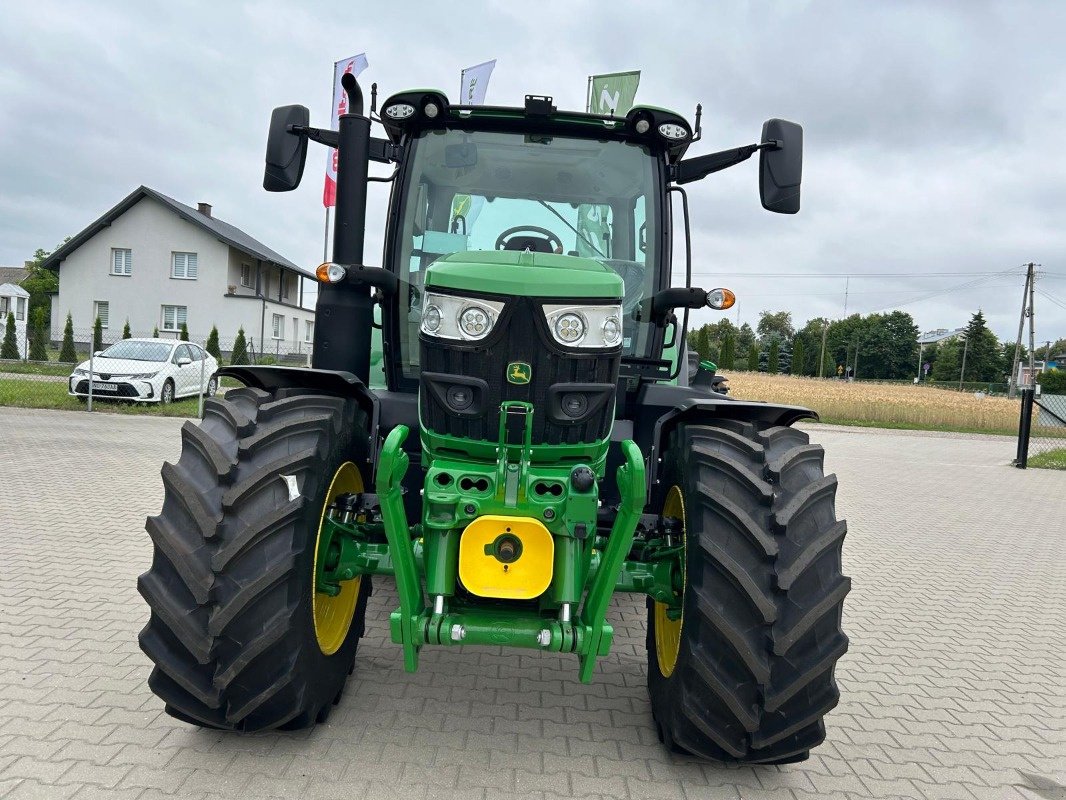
453;60;496;233
323;53;369;208
460;59;496;106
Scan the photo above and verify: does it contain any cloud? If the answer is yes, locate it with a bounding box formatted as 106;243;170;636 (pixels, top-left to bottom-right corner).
0;0;1062;339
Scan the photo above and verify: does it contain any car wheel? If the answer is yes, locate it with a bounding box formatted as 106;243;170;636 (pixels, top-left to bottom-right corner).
204;376;218;397
161;380;175;405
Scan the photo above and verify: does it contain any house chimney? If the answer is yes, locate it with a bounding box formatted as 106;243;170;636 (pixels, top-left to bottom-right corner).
197;202;212;217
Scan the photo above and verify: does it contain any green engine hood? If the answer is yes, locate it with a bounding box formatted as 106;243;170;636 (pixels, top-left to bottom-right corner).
424;250;623;300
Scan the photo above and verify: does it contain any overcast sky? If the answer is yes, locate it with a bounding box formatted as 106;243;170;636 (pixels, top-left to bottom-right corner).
2;1;1064;343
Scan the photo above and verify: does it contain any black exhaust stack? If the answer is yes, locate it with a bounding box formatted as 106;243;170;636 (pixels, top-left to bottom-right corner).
312;72;374;382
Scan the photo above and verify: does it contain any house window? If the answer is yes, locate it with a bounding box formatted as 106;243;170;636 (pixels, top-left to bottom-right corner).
93;301;109;329
240;263;253;288
162;305;187;332
0;297;7;317
305;320;314;342
16;297;26;321
171;252;198;280
111;248;132;276
272;313;284;340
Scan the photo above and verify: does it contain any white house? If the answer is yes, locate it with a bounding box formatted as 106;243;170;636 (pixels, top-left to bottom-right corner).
42;186;316;358
0;282;30;358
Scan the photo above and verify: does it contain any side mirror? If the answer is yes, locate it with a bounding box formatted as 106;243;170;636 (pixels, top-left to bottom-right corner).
759;119;802;214
93;350;103;357
264;105;310;192
177;357;192;367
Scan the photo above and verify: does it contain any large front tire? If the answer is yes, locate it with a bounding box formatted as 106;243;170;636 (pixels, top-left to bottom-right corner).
138;387;371;731
648;420;850;763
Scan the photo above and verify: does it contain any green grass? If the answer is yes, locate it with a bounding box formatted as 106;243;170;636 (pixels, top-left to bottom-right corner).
0;377;205;418
0;359;79;377
810;417;1018;437
1027;447;1066;470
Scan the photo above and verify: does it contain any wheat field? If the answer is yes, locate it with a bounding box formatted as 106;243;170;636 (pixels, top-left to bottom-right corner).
724;372;1024;433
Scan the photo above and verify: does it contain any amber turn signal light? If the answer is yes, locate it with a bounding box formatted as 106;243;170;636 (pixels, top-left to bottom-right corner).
707;288;736;310
316;262;347;284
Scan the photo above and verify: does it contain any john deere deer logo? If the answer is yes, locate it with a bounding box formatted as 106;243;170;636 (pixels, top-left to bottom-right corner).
507;362;531;385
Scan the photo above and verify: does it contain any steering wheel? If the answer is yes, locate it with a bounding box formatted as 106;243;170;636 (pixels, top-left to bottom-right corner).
495;226;563;254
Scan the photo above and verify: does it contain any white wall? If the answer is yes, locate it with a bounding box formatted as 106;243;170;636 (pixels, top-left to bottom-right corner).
49;196;315;352
0;292;29;358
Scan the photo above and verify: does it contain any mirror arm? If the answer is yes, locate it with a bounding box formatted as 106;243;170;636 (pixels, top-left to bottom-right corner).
672;140;782;184
289;124;338;149
288;126;401;164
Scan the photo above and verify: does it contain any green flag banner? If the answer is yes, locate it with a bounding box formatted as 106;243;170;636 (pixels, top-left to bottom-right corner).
588;70;641;115
578;71;640;257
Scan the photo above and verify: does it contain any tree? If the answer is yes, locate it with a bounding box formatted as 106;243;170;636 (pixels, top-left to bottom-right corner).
959;311;1000;382
767;337;781;375
20;247;60;327
791;337;806;376
695;326;711;361
152;326;159;338
92;316;103;352
930;336;961;382
719;330;736;370
29;308;48;361
122;320;131;339
757;310;795;342
205;325;222;361
1;313;18;359
747;342;758;371
737;322;756;352
179;322;190;342
231;327;249;365
59;313;77;362
778;338;792;374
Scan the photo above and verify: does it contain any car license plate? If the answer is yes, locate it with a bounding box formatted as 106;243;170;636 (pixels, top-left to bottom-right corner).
91;382;118;391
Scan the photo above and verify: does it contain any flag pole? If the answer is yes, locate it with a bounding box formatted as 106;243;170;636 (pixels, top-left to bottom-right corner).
323;207;330;262
585;75;592;113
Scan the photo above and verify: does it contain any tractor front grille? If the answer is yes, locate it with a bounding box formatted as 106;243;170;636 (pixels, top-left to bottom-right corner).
419;296;619;445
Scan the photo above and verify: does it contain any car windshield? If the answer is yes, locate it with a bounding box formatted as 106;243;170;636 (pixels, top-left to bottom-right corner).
394;127;660;378
100;341;172;362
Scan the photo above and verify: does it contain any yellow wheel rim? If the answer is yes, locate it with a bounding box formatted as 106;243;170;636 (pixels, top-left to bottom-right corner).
654;485;686;678
313;461;364;656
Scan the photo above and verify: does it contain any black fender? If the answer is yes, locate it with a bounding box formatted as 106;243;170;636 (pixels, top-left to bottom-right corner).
629;382;817;506
217;365;381;462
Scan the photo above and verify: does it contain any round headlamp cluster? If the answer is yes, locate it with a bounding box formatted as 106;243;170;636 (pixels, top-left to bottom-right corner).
420;291;505;341
543;304;624;349
383;102;416;120
554;313;586;344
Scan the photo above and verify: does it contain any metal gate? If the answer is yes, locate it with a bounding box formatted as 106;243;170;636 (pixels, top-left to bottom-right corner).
1015;388;1066;468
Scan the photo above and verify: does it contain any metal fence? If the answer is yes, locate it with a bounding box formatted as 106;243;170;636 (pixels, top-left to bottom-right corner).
1014;388;1066;468
0;326;314;420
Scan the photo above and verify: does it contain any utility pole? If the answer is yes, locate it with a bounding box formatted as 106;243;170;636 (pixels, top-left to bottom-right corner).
959;333;969;391
1008;263;1035;397
842;276;849;317
1027;263;1037;383
1045;340;1052;365
818;319;828;378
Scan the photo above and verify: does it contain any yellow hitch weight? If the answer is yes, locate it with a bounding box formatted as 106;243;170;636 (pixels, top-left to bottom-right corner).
458;516;554;600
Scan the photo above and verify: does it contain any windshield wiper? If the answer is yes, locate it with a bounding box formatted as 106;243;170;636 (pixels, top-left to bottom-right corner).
537;201;607;258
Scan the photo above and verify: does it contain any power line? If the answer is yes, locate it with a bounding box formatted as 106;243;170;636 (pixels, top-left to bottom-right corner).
689;268;1029;279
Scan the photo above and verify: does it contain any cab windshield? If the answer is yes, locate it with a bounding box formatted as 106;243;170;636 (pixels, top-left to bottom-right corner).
394;127;661;378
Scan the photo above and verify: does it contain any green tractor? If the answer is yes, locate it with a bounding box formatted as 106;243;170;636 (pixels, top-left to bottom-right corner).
139;74;849;764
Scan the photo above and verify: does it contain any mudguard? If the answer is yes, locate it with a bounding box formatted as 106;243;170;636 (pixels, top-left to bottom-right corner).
630;382;817;503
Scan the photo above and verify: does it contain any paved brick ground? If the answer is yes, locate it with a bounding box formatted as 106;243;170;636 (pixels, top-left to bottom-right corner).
0;407;1063;800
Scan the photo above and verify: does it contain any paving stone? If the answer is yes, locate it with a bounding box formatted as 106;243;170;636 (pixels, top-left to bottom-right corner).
0;410;1063;800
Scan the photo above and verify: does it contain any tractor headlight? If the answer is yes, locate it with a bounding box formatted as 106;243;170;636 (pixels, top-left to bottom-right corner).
543;304;623;349
420;291;504;341
554;312;586;344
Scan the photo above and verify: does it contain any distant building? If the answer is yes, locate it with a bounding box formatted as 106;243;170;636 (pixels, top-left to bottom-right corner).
918;328;966;345
41;186;316;357
0;266;29;286
0;282;30;358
